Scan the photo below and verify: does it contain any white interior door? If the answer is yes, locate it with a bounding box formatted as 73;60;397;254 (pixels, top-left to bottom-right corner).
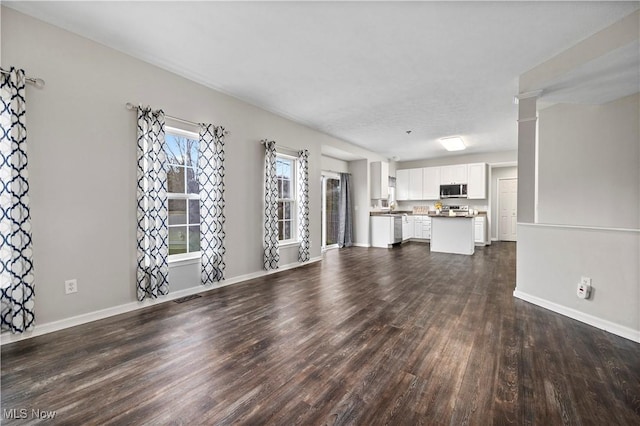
498;178;518;241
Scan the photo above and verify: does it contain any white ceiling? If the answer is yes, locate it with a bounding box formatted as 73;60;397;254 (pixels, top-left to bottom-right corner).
6;1;639;161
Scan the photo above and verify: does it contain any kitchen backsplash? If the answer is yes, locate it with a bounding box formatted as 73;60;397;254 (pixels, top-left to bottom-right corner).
396;201;488;212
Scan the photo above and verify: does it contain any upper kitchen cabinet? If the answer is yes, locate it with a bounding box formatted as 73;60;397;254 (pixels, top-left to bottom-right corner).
396;169;409;200
467;163;487;199
370;161;389;199
422;166;441;199
408;168;423;200
397;163;485;200
440;164;467;184
397;167;429;200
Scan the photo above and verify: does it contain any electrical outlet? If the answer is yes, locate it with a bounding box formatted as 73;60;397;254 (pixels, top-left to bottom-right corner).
577;276;591;300
65;279;78;294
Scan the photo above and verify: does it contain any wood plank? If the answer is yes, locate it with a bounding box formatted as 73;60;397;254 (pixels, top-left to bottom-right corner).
1;242;638;424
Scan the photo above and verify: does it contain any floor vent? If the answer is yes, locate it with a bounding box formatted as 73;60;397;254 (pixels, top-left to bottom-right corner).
173;294;202;304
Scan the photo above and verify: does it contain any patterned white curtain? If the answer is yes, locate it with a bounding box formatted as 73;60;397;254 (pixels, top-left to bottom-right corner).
0;67;35;333
199;124;226;285
263;140;279;270
297;149;310;262
136;107;169;301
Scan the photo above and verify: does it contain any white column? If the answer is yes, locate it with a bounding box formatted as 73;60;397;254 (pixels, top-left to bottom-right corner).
516;92;539;224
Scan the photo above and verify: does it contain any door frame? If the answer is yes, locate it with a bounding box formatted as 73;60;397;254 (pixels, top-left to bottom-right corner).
321;172;341;251
497;177;518;241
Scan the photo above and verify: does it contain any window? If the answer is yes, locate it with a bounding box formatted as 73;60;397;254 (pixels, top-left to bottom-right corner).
165;127;200;259
276;154;297;243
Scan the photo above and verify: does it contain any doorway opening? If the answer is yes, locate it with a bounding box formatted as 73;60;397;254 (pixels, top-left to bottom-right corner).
321;173;341;251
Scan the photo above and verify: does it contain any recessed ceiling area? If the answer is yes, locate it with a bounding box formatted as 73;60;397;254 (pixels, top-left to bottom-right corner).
538;41;640;108
5;1;639;161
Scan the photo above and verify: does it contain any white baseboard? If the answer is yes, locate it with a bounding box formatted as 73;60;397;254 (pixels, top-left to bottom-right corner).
353;243;370;248
513;290;640;343
1;256;322;345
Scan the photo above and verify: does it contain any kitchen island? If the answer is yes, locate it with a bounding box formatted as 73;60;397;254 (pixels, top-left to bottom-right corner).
430;215;475;255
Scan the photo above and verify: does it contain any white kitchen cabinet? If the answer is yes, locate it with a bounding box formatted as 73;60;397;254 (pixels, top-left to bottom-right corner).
371;216;394;248
408;168;423;200
440;164;467;184
467;163;487;199
402;215;413;241
396;169;409;200
413;216;423;238
422;167;441;200
370;161;389;199
412;215;431;239
474;216;486;245
423;216;432;239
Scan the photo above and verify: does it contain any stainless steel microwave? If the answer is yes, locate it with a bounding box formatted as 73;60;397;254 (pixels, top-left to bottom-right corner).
440;184;467;198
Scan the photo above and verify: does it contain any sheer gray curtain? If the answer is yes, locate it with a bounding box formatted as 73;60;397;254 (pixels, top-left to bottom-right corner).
338;172;354;248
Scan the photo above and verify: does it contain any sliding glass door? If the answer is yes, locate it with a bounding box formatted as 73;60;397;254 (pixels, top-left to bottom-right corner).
321;174;341;250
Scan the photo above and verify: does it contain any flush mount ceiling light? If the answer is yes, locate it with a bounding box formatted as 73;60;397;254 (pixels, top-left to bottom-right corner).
439;136;466;151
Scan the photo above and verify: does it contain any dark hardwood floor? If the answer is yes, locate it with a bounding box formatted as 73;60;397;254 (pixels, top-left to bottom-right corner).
2;242;639;425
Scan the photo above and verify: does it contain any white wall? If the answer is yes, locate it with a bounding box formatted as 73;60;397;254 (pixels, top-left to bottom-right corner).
321;155;349;174
537;94;639;229
348;159;370;246
516;224;639;341
516;94;640;341
1;8;381;326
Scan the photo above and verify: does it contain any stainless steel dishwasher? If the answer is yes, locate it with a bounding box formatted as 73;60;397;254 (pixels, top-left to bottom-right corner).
393;215;402;244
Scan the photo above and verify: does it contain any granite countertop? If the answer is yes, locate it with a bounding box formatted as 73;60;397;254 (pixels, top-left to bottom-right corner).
429;212;487;218
370;211;487;217
428;213;478;218
369;210;412;216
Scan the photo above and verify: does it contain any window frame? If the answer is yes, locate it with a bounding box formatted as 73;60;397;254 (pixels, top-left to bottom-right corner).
276;152;299;245
165;126;201;263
